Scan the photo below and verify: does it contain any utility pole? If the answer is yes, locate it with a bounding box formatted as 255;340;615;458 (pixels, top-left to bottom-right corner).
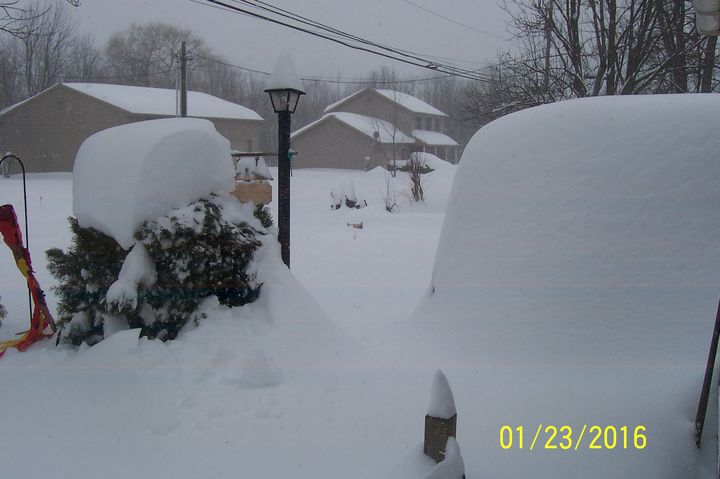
179;41;188;117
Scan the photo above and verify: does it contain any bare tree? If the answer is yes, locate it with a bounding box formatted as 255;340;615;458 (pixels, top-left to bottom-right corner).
66;32;101;82
463;0;720;124
0;0;78;37
104;22;198;88
11;0;77;96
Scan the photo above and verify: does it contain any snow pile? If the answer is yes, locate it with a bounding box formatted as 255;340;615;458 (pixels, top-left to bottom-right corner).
265;51;305;93
406;152;451;171
427;370;456;419
330;177;366;209
413;94;720;477
73;118;235;248
424;438;465;479
235;156;272;179
430;94;720;323
105;242;156;311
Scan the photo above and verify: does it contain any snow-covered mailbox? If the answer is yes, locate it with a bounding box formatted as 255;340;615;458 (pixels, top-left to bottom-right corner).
231;156;273;205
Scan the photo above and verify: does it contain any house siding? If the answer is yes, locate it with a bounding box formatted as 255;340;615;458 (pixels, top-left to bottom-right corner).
0;84;263;174
292;118;404;170
0;85;131;173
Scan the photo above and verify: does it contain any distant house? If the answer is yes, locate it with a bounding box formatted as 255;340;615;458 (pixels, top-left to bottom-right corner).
290;88;458;169
0;83;264;173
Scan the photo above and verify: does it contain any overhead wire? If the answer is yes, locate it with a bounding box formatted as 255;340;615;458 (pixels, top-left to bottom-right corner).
229;0;494;79
190;0;496;82
191;53;480;85
399;0;509;41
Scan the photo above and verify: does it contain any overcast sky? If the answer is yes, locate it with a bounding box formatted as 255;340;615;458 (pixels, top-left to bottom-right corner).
66;0;511;79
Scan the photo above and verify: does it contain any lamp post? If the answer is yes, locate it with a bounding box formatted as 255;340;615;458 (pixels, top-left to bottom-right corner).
265;52;305;268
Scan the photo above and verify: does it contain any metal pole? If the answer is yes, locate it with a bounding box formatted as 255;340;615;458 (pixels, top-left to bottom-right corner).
0;154;31;319
277;111;291;268
695;299;720;447
180;41;187;118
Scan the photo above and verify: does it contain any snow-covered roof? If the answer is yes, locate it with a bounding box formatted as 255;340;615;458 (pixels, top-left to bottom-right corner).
323;89;365;113
412;129;458;146
292;112;416;144
375;90;447;116
63;83;264;121
324;88;447;116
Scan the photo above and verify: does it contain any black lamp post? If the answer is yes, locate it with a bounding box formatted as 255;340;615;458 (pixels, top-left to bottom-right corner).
265;53;305;268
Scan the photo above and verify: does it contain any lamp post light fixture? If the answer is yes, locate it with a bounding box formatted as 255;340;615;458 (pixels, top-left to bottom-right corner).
264;52;305;268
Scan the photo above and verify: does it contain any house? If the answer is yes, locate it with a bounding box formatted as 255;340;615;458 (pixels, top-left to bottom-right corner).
0;83;264;173
290;88;458;169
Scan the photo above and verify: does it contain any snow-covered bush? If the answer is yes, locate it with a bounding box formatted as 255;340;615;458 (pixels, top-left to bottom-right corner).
48;197;263;345
330;178;366;210
46;218;127;344
254;203;274;228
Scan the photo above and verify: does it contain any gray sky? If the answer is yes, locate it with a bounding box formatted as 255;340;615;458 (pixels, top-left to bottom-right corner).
68;0;511;78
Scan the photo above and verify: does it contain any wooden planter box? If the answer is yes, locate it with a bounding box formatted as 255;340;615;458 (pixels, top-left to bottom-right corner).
231;180;272;204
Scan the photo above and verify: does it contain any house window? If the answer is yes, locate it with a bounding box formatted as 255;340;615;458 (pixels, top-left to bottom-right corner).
416;117;422;130
425;118;432;130
434;118;441;131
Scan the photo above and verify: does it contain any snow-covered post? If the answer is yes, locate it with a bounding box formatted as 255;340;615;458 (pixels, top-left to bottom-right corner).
424;369;457;463
264;52;305;268
424;437;466;479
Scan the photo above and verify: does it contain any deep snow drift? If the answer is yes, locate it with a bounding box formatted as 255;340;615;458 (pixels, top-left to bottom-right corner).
414;94;720;477
1;94;718;479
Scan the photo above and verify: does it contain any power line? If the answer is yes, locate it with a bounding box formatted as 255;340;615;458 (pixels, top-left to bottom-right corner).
242;0;490;70
193;52;270;75
231;0;493;79
191;52;478;85
400;0;509;41
191;0;494;82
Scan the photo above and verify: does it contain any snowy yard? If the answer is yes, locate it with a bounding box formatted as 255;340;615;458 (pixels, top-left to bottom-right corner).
0;163;453;479
1;95;720;479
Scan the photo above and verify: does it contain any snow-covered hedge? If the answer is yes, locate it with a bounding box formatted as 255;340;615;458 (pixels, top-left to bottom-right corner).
48;197;263;345
73;118;235;249
48;118;263;346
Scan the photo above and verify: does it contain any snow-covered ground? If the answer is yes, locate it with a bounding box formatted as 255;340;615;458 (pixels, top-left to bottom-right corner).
1;94;719;478
0;160;454;479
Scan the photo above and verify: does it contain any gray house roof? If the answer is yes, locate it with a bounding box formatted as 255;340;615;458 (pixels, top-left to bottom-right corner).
0;83;264;121
324;88;447;117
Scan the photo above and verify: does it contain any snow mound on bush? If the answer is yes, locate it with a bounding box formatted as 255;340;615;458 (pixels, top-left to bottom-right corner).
412;94;720;479
429;94;720;331
73;118;235;248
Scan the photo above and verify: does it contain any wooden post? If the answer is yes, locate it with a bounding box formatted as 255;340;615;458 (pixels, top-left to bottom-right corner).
179;41;188;118
424;413;457;463
424;370;458;463
695;299;720;447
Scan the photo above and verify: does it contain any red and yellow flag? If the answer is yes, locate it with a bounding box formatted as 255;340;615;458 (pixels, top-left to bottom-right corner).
0;204;56;357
